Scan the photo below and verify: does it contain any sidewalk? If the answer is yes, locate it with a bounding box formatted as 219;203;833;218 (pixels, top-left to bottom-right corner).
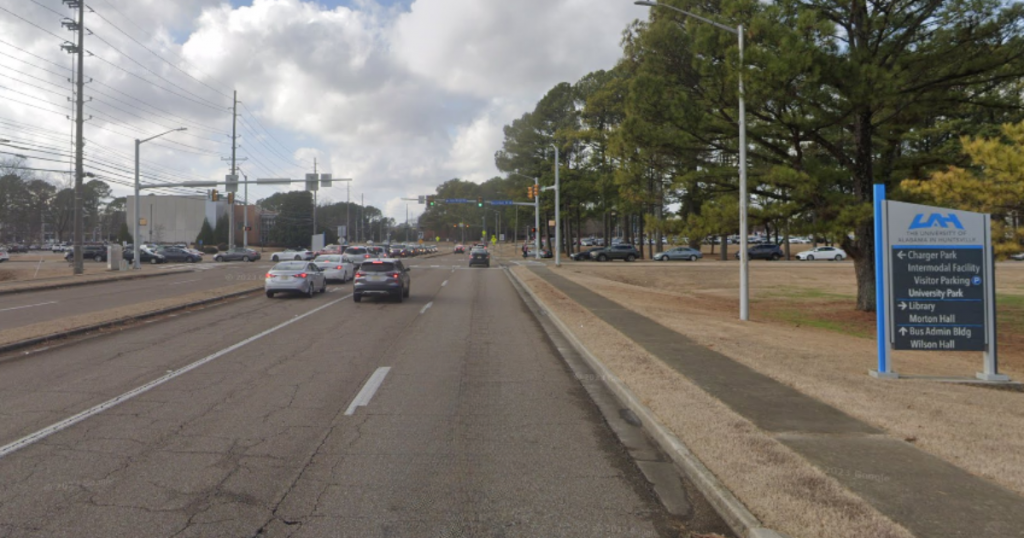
526;265;1024;538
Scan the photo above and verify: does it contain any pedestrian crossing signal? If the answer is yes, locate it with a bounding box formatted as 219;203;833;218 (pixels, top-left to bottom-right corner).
211;189;219;201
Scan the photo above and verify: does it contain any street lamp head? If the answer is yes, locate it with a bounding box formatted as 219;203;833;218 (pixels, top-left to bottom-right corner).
634;0;657;6
176;127;187;132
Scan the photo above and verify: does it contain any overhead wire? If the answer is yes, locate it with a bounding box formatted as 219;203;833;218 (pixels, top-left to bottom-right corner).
0;5;68;42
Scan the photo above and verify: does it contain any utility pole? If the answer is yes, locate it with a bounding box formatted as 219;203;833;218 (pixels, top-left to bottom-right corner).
313;158;317;236
242;170;249;249
63;0;86;274
228;90;238;249
359;193;364;243
346;181;351;244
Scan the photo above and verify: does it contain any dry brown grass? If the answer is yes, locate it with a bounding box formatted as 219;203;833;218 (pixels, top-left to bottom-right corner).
537;262;1024;500
0;282;262;347
513;267;914;538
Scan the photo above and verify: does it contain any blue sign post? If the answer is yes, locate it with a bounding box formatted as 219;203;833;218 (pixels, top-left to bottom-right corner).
872;185;895;378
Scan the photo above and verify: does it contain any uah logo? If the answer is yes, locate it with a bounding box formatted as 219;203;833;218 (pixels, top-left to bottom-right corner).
909;213;964;230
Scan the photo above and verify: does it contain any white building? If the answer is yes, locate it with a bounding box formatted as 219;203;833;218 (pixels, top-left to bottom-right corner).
126;195;227;244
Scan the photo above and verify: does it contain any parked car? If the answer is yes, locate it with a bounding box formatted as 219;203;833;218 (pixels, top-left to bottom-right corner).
454;244;465;254
313;255;353;282
1011;252;1024;261
571;247;604;261
342;246;374;264
469;248;490;268
654;246;704;262
796;246;847;261
736;244;784;261
0;250;8;263
353;259;411;303
156;246;202;263
64;244;108;262
123;245;166;264
265;261;327;298
590;244;641;262
523;246;552;258
270;248;314;262
6;244;28;253
213;247;260;262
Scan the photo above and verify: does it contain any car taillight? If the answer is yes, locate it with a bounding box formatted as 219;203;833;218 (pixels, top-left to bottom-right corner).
335;265;343;270
355;272;363;278
265;273;272;278
364;254;370;258
392;273;399;278
298;273;307;278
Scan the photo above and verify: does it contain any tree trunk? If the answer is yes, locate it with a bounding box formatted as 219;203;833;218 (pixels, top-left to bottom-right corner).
720;234;728;261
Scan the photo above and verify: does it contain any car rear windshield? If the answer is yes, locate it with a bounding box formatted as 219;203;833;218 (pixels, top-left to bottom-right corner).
273;262;307;271
315;256;340;262
345;247;367;254
360;262;396;272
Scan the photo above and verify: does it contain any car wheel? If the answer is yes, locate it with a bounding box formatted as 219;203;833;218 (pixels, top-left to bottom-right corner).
214;256;223;262
807;255;814;261
353;293;362;303
403;285;410;298
597;254;608;262
306;283;314;298
771;253;781;261
150;257;158;265
294;255;301;261
395;290;404;303
625;254;636;262
689;255;698;261
242;256;250;262
835;255;843;261
266;291;274;298
271;255;279;262
191;257;198;263
320;280;327;293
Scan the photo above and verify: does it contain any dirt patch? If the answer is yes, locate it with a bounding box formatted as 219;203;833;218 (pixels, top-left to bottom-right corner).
0;282;262;348
513;267;914;538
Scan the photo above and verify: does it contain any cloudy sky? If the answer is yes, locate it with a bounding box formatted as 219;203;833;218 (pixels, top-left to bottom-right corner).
0;0;642;221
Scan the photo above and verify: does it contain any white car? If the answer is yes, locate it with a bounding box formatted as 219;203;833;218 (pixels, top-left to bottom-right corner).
313;255;354;282
270;248;314;262
0;250;8;263
797;246;847;261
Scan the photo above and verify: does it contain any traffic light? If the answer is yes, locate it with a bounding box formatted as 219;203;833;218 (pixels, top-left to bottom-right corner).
527;186;533;200
476;197;483;207
227;192;235;204
211;189;219;201
428;195;435;206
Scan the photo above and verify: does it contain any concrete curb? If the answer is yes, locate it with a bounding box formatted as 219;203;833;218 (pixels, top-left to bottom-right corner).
0;268;196;297
506;266;790;538
0;285;262;358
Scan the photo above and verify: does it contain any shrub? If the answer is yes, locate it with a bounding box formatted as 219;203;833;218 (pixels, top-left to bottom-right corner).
216;243;229;252
203;246;219;255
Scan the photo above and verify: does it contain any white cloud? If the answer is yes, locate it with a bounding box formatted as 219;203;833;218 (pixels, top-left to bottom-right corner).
1;0;640;220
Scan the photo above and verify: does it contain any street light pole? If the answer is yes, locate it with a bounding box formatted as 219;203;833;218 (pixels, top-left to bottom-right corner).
134;127;186;269
635;0;748;320
551;145;561;267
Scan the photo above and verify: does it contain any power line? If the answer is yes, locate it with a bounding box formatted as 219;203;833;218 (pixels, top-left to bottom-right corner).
0;5;68;42
0;38;72;72
241;103;310;167
88;52;229;112
26;0;68;18
87;5;232;100
88;0;234;95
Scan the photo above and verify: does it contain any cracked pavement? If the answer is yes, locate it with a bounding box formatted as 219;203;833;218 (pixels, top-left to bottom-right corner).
0;253;726;537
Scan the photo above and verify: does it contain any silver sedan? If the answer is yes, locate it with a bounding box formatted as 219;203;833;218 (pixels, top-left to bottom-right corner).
265;261;327;298
313;255;354;282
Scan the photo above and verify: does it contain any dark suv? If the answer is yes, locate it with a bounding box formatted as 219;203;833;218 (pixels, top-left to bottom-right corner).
736;244;784;260
590;244;640;262
64;244;107;262
469;248;490;268
353;259;411;303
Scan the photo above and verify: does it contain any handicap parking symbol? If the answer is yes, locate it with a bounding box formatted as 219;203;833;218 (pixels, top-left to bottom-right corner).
972;276;982;286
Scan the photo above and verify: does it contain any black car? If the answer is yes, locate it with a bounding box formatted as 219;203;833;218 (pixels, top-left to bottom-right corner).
157;246;202;263
469;248;490;267
213;247;260;262
6;244;28;254
571;247;604;261
353;259;411;303
591;244;640;262
64;244;107;262
735;244;784;261
123;247;166;264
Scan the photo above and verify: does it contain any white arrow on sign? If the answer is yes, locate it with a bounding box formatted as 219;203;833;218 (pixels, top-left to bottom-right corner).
899;327;908;336
897;251;906;260
899;301;907;310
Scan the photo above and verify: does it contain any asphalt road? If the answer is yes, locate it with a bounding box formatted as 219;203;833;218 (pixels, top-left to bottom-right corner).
0;261;273;331
0;253;727;537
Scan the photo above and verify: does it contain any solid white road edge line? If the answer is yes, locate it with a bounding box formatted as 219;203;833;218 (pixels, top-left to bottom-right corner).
0;293;353;461
420;301;433;315
0;301;58;313
168;279;202;286
344;366;391;416
441;280;448;287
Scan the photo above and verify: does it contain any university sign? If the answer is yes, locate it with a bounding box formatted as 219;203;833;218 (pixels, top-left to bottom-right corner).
873;187;1009;382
